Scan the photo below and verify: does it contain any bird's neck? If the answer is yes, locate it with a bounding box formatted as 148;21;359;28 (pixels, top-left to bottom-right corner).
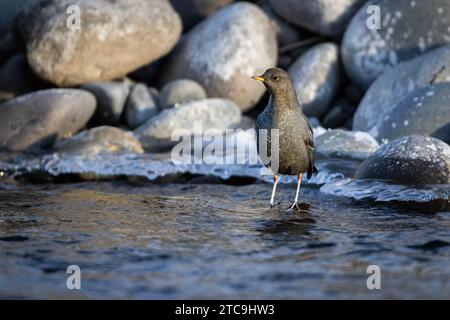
270;85;302;112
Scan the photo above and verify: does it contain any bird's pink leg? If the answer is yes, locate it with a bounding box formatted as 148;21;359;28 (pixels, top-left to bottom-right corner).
289;174;303;209
270;175;279;208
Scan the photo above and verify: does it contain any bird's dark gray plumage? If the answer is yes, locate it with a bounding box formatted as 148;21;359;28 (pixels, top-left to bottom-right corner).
253;68;316;209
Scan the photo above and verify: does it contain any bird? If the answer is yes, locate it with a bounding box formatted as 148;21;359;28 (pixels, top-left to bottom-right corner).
252;68;316;210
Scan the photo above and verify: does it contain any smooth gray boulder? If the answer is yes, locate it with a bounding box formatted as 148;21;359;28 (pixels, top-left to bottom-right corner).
288;43;341;118
353;45;450;138
159;2;277;112
81;81;130;125
0;89;96;151
377;83;450;144
316;129;380;160
269;0;365;36
55;126;143;155
135;98;241;151
342;0;450;89
125;84;159;129
159;79;207;110
354;135;450;185
14;0;182;86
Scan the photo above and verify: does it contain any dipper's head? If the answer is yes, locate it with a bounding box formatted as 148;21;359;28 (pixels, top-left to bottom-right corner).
252;68;294;96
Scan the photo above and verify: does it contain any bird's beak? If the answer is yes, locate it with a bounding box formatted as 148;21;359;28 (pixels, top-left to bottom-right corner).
252;76;265;82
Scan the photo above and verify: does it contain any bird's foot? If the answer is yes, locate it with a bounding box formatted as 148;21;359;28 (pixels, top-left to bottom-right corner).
269;201;281;209
289;202;299;210
288;202;309;211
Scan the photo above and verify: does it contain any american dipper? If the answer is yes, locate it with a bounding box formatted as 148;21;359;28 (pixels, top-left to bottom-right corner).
252;68;316;209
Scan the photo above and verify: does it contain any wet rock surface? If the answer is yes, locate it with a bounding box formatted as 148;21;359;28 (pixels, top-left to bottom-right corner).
0;89;96;151
159;2;277;112
343;0;450;89
14;0;182;86
355;135;450;185
376;83;450;144
353;45;450;138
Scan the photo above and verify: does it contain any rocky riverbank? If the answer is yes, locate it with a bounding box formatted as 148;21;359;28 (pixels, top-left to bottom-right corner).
0;0;449;202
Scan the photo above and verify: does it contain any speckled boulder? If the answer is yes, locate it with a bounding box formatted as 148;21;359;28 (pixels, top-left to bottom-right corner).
0;89;96;151
353;45;450;138
55;126;143;155
377;83;450;144
14;0;182;86
269;0;365;36
159;79;207;110
159;2;277;112
288;43;341;118
316;129;380;160
135;98;241;151
342;0;450;89
354;135;450;185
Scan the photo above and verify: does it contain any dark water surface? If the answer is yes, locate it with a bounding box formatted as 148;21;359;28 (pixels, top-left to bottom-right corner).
0;181;449;299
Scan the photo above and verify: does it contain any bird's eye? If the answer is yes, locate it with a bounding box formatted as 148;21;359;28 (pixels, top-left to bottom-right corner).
273;75;280;81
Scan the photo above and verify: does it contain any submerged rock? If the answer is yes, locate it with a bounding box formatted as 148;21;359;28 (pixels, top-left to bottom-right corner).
170;0;233;30
55;126;143;155
15;0;182;86
377;83;450;144
353;45;450;138
124;84;159;129
269;0;365;36
159;2;277;112
81;81;130;125
135;98;241;151
158;79;207;110
342;0;450;89
288;43;341;118
316;129;380;160
0;89;96;151
354;135;450;185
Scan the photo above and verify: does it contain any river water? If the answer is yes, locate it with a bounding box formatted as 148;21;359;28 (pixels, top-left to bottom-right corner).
0;175;449;299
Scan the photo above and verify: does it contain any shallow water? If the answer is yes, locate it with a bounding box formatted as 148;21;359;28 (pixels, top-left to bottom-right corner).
0;181;449;299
